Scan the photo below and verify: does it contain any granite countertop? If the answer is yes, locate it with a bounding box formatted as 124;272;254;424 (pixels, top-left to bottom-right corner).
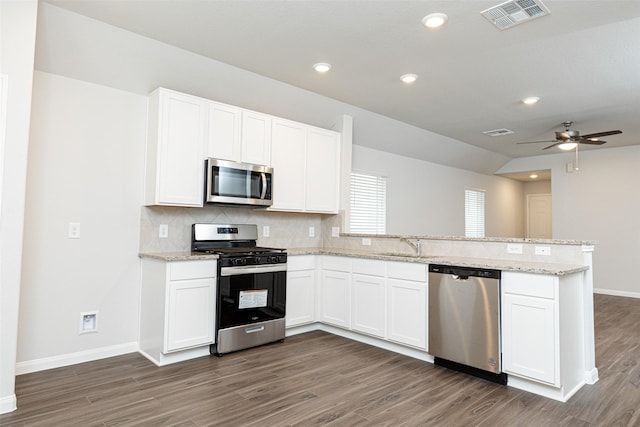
140;248;588;276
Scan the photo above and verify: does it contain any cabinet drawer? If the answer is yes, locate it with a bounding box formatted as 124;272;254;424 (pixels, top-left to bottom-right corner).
387;262;426;282
322;256;351;272
287;255;316;271
352;258;385;276
502;272;556;299
169;260;217;281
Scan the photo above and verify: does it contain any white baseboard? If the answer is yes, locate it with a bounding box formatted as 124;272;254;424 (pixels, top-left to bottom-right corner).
0;394;17;415
594;288;640;299
15;342;138;375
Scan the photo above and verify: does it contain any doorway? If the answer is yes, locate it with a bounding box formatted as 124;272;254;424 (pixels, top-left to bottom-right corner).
526;193;552;239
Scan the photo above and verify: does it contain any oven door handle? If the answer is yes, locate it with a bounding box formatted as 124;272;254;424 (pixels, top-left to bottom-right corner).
221;264;287;276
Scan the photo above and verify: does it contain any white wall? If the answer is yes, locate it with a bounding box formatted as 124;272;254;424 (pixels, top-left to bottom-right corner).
353;145;524;237
0;0;38;414
498;146;640;297
17;72;146;368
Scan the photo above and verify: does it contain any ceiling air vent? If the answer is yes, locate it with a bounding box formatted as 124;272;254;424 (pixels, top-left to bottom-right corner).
481;0;550;30
483;128;514;137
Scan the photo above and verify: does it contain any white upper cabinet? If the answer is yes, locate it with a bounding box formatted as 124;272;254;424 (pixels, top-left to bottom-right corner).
145;88;206;207
145;88;338;208
270;119;341;214
205;103;271;166
241;111;272;166
205;101;242;162
306;127;340;213
270;119;307;211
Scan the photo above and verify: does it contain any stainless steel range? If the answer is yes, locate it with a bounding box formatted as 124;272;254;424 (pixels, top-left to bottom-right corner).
191;223;287;356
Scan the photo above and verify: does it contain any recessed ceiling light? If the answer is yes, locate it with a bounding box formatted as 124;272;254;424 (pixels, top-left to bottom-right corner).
529;174;538;179
558;142;578;150
522;96;540;105
313;63;332;73
400;74;418;83
422;13;448;28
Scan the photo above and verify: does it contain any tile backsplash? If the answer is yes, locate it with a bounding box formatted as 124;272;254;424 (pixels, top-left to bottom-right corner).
139;205;337;252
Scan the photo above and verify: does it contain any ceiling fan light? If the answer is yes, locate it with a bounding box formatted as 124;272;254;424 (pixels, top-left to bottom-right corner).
558;142;578;150
522;96;540;105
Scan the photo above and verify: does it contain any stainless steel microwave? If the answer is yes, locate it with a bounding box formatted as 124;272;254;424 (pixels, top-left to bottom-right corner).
205;158;273;207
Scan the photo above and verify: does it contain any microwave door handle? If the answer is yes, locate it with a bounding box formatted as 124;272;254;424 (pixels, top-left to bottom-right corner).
260;172;267;199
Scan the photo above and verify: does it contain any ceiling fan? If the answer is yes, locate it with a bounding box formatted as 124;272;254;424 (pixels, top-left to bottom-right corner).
518;121;623;150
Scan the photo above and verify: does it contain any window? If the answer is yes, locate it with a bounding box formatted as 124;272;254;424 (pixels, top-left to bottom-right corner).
350;172;387;234
465;188;485;237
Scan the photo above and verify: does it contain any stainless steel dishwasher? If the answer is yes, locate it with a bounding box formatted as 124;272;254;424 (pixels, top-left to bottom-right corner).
428;264;507;384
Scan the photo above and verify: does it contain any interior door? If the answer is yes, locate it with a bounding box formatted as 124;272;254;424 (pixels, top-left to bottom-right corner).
527;193;552;239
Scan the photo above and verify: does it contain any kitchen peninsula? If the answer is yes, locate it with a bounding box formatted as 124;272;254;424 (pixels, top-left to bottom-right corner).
140;231;596;403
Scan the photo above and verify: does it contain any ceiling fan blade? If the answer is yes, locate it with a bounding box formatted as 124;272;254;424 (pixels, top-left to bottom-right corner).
579;139;607;145
516;140;556;144
581;130;622;139
543;142;561;150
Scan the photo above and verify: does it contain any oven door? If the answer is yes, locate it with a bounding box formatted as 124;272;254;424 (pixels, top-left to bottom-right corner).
218;264;286;330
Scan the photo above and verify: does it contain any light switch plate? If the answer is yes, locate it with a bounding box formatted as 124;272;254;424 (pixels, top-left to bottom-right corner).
159;224;168;238
332;227;340;237
68;222;81;239
263;225;270;237
308;226;315;237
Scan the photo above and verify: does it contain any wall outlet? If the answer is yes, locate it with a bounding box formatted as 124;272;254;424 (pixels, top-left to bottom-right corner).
507;244;523;254
362;238;371;246
159;224;169;238
79;311;98;334
308;226;315;237
262;225;270;237
68;222;81;239
332;227;340;237
535;246;551;256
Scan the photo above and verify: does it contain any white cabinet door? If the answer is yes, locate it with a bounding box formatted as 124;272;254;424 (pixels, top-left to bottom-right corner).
387;278;427;350
241;111;272;166
502;293;558;385
351;274;386;338
205;101;242;161
286;269;316;327
165;277;216;352
319;270;351;328
270;119;306;211
306;127;340;213
146;89;206;207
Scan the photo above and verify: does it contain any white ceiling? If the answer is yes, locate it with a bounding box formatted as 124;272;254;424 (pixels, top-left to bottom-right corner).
42;0;640;159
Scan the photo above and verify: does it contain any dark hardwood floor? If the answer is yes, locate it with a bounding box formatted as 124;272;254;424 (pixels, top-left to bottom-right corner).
2;294;639;426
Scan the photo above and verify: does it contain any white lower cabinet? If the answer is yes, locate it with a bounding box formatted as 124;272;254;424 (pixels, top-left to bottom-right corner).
387;278;427;350
286;256;316;327
501;272;559;386
319;269;351;328
311;256;428;350
165;277;216;352
386;261;428;350
139;259;216;365
351;274;386;338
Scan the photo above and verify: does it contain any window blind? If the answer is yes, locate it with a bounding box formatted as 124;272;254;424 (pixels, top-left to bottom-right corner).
350;172;387;234
465;188;485;237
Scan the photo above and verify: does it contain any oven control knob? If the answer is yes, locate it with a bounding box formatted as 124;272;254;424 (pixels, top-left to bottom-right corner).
233;258;247;266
